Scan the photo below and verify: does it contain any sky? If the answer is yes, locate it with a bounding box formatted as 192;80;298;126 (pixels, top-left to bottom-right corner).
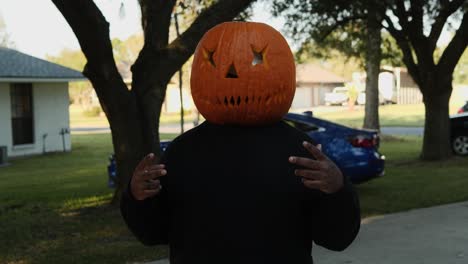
0;0;285;59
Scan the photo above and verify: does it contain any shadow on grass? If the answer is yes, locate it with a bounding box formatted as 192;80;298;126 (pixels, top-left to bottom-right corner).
0;199;168;264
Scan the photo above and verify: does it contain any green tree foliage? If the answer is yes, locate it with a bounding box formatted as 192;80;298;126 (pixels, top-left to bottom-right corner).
295;31;403;68
46;49;91;105
272;0;404;65
273;0;467;160
272;0;401;130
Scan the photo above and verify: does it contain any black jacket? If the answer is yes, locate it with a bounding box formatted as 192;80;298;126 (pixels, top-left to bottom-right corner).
121;121;360;264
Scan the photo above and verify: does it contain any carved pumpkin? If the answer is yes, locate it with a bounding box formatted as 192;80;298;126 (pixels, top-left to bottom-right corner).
191;22;296;125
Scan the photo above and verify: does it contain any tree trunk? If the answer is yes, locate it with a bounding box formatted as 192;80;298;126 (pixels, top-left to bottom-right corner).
363;2;382;130
420;78;453;160
52;0;256;205
82;65;147;205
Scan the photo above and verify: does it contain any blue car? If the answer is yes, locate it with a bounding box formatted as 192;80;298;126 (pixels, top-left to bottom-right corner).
284;112;385;183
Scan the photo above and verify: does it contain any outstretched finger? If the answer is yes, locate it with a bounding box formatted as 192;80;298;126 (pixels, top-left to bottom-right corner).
302;141;327;161
295;169;324;180
135;153;157;173
289;156;322;170
302;179;323;190
142;168;167;180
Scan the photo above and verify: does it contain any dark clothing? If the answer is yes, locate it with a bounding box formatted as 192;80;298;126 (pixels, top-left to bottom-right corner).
121;121;360;264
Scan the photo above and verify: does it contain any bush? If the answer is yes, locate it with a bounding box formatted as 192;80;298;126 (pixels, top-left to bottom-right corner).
82;106;102;117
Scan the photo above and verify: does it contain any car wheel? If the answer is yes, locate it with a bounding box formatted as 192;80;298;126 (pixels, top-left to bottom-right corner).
452;135;468;156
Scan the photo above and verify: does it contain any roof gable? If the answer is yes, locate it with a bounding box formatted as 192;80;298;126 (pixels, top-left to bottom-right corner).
296;63;347;84
0;47;85;81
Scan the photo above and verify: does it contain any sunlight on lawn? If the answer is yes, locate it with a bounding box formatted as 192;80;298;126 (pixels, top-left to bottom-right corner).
312;103;462;127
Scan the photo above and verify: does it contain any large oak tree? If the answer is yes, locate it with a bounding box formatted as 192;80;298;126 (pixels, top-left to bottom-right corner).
383;0;467;160
274;0;467;160
51;0;255;203
273;0;391;130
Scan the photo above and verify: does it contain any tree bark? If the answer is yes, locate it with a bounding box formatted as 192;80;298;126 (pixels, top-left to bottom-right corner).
363;2;382;130
421;76;453;160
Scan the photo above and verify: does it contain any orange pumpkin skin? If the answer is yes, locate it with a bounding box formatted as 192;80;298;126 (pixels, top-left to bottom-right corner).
191;22;296;126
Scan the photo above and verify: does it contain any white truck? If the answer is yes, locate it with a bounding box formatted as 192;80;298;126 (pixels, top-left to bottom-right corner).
324;87;349;106
357;72;397;105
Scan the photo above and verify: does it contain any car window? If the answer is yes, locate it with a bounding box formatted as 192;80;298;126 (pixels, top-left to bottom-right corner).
284;119;320;132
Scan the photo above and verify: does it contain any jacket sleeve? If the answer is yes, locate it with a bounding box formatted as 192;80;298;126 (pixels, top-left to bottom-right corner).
311;176;361;251
120;165;170;246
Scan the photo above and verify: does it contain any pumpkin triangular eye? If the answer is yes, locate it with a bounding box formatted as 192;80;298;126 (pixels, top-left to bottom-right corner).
226;63;238;78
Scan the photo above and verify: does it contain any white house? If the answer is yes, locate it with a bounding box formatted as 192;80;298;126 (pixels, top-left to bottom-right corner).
0;47;85;160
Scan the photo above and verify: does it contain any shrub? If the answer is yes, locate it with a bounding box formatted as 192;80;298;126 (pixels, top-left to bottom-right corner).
82;106;102;117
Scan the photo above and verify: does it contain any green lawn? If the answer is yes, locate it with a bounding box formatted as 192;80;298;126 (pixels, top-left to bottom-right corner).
358;136;468;216
0;133;467;263
0;133;176;264
71;102;463;128
70;104;199;128
310;103;462;128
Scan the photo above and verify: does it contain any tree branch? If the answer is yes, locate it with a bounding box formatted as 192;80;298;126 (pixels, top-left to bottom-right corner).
383;15;421;86
51;0;129;101
437;10;468;75
394;0;410;31
428;0;465;52
165;0;255;76
318;15;366;42
409;0;424;37
138;0;177;50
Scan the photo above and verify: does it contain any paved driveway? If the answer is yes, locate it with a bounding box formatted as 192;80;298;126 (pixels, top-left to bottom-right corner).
145;201;468;264
313;201;468;264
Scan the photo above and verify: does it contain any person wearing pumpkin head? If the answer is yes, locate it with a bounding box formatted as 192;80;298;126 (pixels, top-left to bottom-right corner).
121;22;360;264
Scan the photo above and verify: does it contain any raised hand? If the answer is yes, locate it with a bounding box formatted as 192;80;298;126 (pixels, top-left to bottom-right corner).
289;141;344;194
130;153;167;200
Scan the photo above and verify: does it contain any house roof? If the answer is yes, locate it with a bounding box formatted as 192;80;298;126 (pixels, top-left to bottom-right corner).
296;63;347;84
0;47;85;82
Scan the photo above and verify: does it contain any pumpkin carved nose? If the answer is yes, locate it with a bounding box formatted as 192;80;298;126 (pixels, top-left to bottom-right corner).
226;63;239;78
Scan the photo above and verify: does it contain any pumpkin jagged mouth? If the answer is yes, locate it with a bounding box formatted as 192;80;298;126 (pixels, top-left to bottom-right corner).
215;94;288;107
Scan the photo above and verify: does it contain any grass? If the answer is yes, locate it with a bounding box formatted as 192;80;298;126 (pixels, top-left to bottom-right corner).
309;103;462;128
71;102;463;129
70;104;199;128
1;133;467;263
0;133;176;264
358;135;468;216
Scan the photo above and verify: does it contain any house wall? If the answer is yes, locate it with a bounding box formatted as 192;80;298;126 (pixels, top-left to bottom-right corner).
0;83;12;157
291;87;313;109
0;82;71;158
291;84;338;110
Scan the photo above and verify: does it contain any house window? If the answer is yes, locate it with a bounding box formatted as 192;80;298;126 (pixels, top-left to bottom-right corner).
10;83;34;145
